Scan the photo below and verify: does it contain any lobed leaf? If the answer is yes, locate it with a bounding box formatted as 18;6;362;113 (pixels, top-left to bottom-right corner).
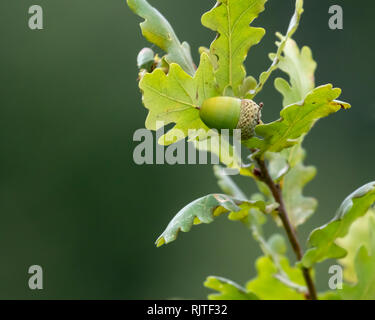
140;53;218;145
202;0;267;94
246;255;306;300
156;194;266;247
336;210;375;283
283;162;317;227
243;84;351;156
340;239;375;300
127;0;196;75
274;38;317;107
252;0;304;97
265;152;289;182
204;276;258;300
302;182;375;268
282;138;307;167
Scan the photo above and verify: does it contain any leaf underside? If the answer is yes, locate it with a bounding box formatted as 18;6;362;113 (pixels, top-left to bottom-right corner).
127;0;196;75
156;193;266;247
274;38;317;107
303;182;375;268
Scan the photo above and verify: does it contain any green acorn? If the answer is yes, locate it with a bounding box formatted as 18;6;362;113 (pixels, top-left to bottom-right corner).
199;97;262;140
137;47;155;72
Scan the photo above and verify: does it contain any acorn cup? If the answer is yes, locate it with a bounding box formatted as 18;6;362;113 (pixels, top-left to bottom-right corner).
199;97;263;140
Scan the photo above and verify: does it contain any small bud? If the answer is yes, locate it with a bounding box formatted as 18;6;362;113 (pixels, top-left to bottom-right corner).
137;47;155;72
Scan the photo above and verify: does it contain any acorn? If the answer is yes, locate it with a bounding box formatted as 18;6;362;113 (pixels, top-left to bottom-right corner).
137;47;155;72
199;97;262;140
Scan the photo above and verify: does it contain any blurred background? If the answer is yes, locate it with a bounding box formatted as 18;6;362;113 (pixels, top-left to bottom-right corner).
0;0;374;299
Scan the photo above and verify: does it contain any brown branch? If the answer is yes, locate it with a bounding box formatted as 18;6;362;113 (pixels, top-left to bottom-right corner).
256;158;318;300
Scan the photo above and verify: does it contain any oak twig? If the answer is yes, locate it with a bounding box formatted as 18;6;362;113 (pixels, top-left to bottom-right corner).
256;158;318;300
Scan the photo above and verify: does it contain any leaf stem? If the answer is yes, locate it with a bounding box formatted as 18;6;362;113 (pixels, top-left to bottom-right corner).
255;158;318;300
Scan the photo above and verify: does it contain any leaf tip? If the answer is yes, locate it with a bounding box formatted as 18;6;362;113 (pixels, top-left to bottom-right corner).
334;99;351;110
155;237;165;247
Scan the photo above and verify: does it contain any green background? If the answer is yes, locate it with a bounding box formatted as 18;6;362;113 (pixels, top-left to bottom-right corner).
0;0;374;299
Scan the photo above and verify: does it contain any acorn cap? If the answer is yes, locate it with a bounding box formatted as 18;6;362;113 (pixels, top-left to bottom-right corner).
236;99;262;140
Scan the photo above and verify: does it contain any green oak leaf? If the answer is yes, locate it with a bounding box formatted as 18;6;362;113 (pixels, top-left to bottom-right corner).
282;138;308;167
252;0;304;97
274;37;317;107
340;239;375;300
302;182;375;268
198;46;218;70
336;210;375;283
140;53;218;145
127;0;195;75
239;76;258;98
246;255;306;300
204;276;258;300
156;194;266;247
267;234;287;256
201;0;267;94
283;162;317;227
243;84;351;156
265;152;289;182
